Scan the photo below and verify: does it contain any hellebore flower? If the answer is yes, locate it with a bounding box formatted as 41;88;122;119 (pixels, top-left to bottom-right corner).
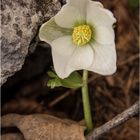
39;0;117;79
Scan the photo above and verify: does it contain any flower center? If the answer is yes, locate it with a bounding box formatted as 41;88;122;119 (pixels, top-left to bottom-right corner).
72;25;92;46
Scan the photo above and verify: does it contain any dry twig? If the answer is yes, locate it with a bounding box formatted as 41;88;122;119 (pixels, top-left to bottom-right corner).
118;53;139;66
48;90;75;107
86;101;139;140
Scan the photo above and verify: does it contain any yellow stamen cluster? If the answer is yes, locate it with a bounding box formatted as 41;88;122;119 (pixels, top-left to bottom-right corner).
72;25;92;46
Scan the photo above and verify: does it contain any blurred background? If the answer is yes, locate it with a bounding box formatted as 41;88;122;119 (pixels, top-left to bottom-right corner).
1;0;139;139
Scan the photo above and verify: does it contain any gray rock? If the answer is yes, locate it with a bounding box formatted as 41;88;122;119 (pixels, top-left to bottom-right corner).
1;0;61;85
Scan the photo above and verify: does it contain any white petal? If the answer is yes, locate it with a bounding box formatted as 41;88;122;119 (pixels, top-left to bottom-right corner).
51;36;75;56
88;42;117;75
92;1;103;8
67;0;89;18
66;45;94;74
55;5;83;28
95;26;115;45
52;50;72;79
52;38;94;78
39;18;71;44
51;36;75;78
87;1;116;26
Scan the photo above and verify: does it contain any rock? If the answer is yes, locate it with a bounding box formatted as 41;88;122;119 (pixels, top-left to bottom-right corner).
1;0;61;85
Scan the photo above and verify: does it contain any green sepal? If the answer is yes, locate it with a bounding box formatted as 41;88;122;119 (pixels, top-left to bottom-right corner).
47;71;83;89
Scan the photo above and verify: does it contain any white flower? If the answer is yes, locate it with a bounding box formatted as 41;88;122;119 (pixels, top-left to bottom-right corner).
39;0;117;79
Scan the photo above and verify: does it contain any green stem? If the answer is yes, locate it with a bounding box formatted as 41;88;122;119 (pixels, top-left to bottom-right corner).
81;70;93;132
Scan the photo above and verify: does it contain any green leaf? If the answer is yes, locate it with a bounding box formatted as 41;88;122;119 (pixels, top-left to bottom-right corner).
47;71;57;78
128;0;139;8
47;71;83;89
47;78;62;89
61;72;83;89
